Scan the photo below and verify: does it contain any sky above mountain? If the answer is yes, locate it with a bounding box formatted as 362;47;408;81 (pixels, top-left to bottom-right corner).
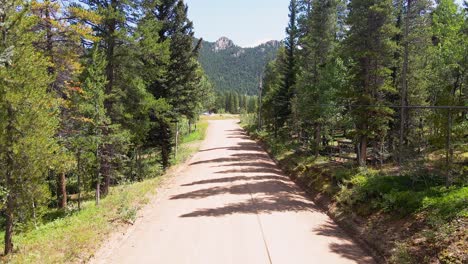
185;0;466;47
185;0;290;48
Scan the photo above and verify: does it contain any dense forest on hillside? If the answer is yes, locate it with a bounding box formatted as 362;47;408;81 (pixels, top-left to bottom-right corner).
242;0;467;261
0;0;215;256
198;37;280;95
213;92;258;114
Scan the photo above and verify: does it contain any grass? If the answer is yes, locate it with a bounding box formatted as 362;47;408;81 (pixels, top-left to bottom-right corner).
1;179;160;263
181;119;208;144
0;119;209;264
334;170;468;219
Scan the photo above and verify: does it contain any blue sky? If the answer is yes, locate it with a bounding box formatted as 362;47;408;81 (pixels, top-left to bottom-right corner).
184;0;466;47
185;0;290;47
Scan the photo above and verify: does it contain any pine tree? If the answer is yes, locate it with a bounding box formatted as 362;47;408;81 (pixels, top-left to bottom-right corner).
343;0;397;166
426;0;466;169
141;0;204;167
75;0;137;195
164;0;202;120
275;0;300;129
72;48;109;205
261;59;282;132
393;0;432;160
0;0;60;254
31;0;93;209
296;0;343;156
232;92;240;114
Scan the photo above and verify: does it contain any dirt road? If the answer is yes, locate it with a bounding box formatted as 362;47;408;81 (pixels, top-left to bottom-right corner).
96;120;374;264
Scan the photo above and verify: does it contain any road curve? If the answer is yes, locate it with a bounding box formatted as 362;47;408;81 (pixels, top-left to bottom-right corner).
98;119;374;264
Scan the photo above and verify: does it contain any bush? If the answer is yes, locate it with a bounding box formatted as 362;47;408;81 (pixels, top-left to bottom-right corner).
422;187;468;220
335;171;468;219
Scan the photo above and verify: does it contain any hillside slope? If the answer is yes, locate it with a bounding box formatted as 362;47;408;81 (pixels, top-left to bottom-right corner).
198;37;281;95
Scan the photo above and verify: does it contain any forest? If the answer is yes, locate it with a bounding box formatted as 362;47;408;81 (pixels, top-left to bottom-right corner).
255;0;467;176
213;91;258;114
0;0;215;257
240;0;467;261
197;38;280;95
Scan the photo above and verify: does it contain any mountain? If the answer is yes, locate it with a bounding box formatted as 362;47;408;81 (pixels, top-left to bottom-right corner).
197;37;281;95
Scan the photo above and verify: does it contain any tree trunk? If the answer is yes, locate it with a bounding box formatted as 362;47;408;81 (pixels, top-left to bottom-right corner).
101;3;117;197
4;105;15;255
77;152;81;210
314;123;321;157
399;0;411;165
136;147;142;181
100;142;111;197
57;172;67;209
101;161;111;196
358;134;368;166
96;144;101;205
4;194;14;255
95;181;101;206
446;110;453;185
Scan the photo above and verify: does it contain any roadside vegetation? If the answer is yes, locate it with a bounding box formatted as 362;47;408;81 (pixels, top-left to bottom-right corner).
241;0;467;262
0;119;208;263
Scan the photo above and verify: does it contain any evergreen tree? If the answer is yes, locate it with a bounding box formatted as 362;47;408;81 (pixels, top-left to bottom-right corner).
275;0;300;129
232;92;240;114
393;0;432;160
75;0;144;194
31;0;93;209
296;0;343;156
0;0;60;253
71;48;109;205
343;0;397;166
426;0;466;167
261;59;283;132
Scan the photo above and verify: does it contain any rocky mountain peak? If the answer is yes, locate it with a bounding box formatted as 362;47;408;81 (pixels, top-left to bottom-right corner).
263;40;281;47
214;37;235;51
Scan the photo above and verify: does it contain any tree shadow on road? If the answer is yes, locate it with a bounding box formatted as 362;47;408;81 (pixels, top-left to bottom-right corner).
312;221;376;263
190;157;240;166
181;175;289;186
215;167;283;175
171;180;298;200
190;152;273;166
176;125;375;262
179;194;318;217
198;142;263;153
176;129;319;219
213;162;279;170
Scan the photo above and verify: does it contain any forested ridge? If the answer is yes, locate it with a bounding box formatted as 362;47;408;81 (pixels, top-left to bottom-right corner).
0;0;215;257
197;37;280;95
241;0;467;261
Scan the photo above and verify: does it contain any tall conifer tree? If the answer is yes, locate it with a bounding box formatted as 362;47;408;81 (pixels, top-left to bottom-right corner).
0;0;60;254
344;0;397;165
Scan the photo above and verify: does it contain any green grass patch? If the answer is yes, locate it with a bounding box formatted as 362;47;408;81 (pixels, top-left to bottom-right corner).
0;179;161;263
335;171;468;219
181;120;208;144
